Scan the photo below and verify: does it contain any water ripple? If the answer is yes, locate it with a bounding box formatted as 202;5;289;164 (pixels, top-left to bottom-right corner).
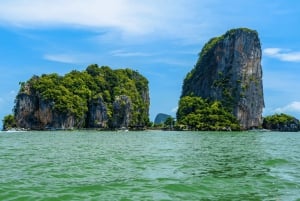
0;131;300;200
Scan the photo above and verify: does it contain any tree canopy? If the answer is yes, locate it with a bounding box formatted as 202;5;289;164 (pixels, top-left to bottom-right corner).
263;113;299;131
2;114;16;130
14;64;149;129
176;96;240;131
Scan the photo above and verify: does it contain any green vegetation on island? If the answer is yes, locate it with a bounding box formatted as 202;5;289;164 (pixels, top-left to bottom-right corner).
2;114;16;131
176;96;240;131
3;64;150;130
180;28;263;130
25;65;148;123
263;113;300;132
3;28;299;133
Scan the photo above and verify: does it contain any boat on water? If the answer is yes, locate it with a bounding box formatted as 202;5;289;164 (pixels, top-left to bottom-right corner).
117;127;129;132
4;128;28;133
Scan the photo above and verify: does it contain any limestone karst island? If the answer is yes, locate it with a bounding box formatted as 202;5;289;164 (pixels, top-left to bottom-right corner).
177;28;264;131
5;65;150;130
3;28;300;131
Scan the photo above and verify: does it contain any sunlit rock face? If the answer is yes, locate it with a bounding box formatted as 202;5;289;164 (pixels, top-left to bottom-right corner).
181;28;264;129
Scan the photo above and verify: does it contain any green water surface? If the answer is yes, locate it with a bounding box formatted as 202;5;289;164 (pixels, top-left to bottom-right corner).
0;131;299;200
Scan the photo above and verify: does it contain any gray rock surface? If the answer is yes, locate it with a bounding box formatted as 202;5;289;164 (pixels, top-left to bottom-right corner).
112;95;132;129
87;97;108;128
182;28;264;129
14;91;78;130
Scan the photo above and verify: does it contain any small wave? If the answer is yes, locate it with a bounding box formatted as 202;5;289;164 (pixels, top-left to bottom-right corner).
264;158;289;166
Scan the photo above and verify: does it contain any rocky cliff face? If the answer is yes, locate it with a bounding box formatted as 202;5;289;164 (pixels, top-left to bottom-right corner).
14;86;80;130
13;65;150;130
181;28;264;129
112;95;132;128
86;97;108;128
86;95;133;129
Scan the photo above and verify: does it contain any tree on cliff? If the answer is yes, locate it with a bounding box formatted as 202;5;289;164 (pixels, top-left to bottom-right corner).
2;114;16;130
12;64;150;130
263;113;300;131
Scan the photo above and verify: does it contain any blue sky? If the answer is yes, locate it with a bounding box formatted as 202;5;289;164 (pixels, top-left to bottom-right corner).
1;0;300;127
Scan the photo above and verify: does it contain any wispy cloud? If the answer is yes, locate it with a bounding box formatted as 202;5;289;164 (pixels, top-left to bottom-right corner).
263;48;300;62
0;0;153;34
171;106;178;113
0;0;216;43
275;101;300;113
110;50;151;57
43;50;103;64
44;54;79;64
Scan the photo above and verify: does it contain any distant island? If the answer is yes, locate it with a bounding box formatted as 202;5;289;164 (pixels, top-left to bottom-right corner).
3;28;300;132
263;113;300;132
154;113;171;125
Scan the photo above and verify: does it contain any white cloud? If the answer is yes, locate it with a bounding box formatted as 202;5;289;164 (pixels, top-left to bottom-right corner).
263;48;300;62
275;101;300;113
171;106;178;113
0;0;216;42
44;52;104;64
44;54;80;64
110;50;151;57
263;48;281;55
0;0;153;34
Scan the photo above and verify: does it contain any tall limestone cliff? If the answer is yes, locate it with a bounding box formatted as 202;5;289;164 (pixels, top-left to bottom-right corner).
181;28;264;129
13;65;150;130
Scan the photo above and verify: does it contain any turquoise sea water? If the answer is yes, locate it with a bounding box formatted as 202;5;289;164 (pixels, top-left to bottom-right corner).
0;130;299;201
